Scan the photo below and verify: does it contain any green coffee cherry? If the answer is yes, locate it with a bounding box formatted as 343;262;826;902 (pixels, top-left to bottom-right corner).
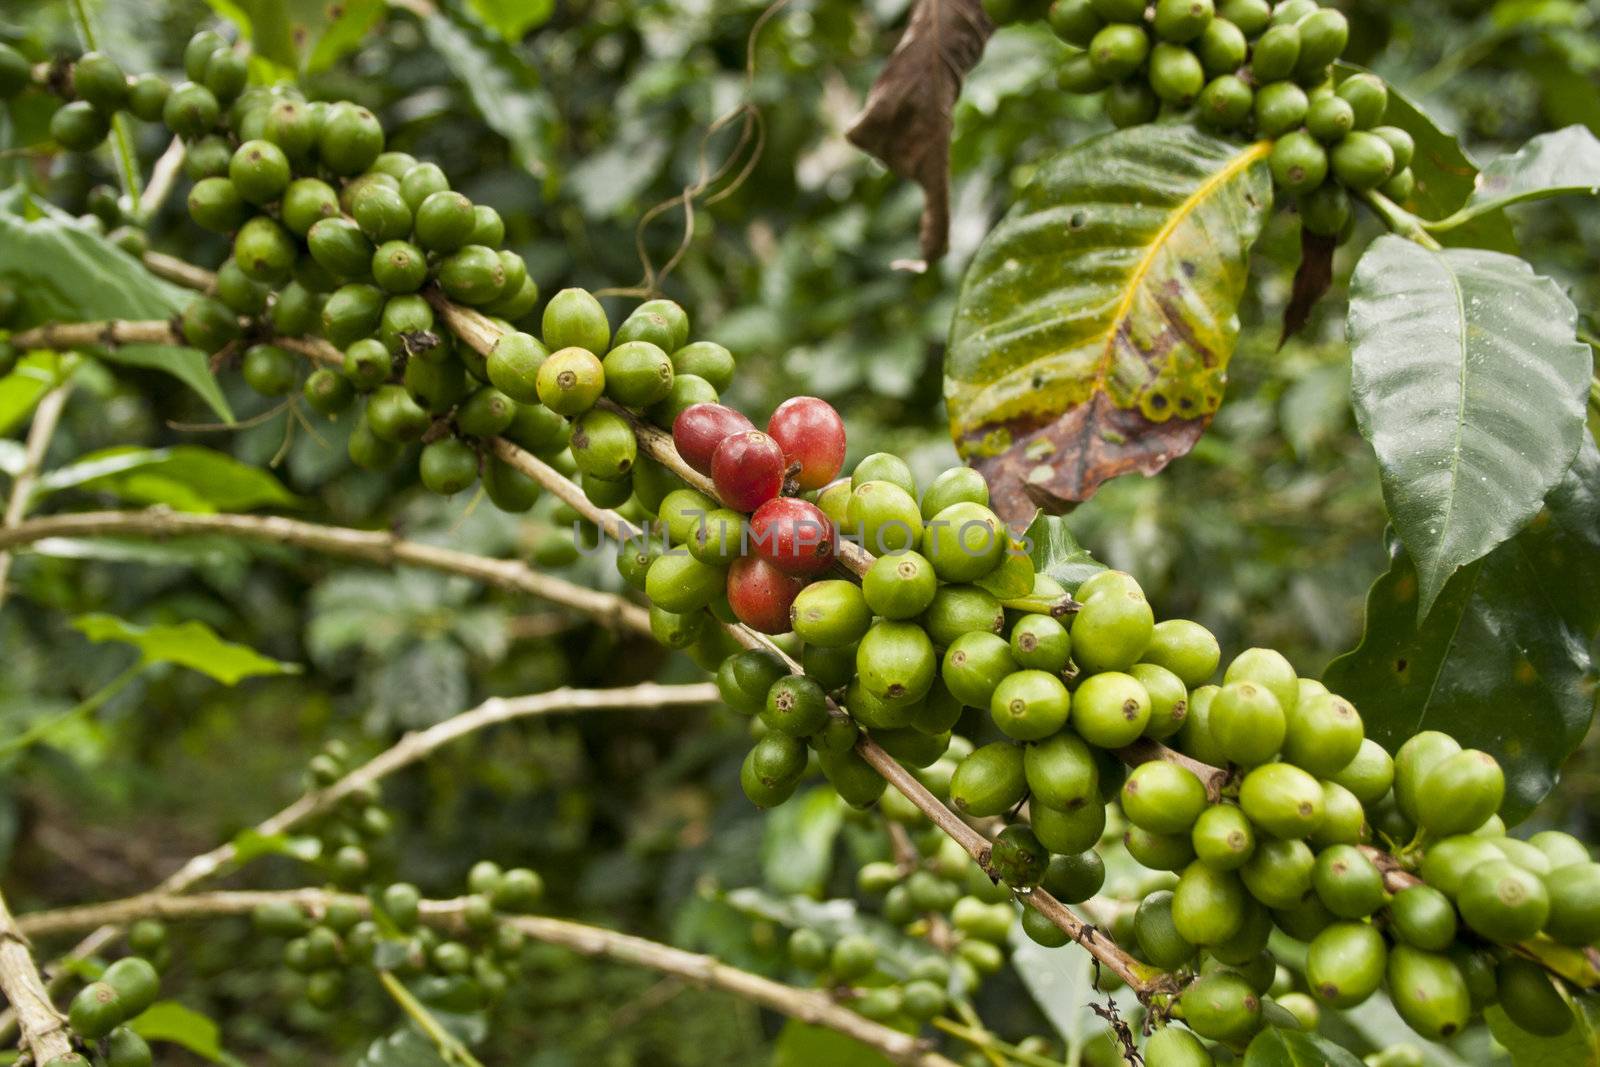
645;552;727;614
863;550;939;619
164;81;220;138
1154;0;1213;42
1310;843;1386;918
1241;837;1314;909
1196;17;1247;72
0;44;33;100
1171;860;1248;945
990;824;1048;888
370;240;428;294
1331;130;1395;190
542;288;611;354
242;343;298;396
1393;730;1462;823
1306;921;1386;1008
1497;957;1574;1036
1179;970;1261;1043
950;741;1026;817
1249;23;1300;82
1336;72;1388;128
1218;0;1269;34
438;244;506;305
420;439;479;495
989;669;1071;741
1270;131;1328;194
857;620;937;707
1031;795;1107;854
1457;859;1549;942
1191;803;1255;870
1069;572;1153;672
921;501;1007;582
1149;42;1206;103
127;73;171;122
603;341;675;408
791;580;872;648
1239;762;1324;839
1023;730;1097;811
1009;613;1070;672
1415;749;1504;836
1197;74;1254;129
1105;81;1159;129
849;480;923;555
1135;890;1198;968
819;747;887;808
1089;24;1151;80
1071;670;1152;748
1048;0;1104;46
1143;1026;1211;1066
668;342;735;393
317;101;384;174
74;51;128;112
536;347;606;415
1042;850;1105;903
102;957;160;1017
1387;945;1471;1040
942;631;1018;709
1122;761;1207;834
68;981;124;1040
570;408;637;480
1058;53;1108;95
716;650;788;714
851;452;917;495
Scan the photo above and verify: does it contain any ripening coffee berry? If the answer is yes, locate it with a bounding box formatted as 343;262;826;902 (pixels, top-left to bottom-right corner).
1457;859;1549;943
1415;749;1504;837
1239;761;1324;839
1070;671;1152;748
1179;971;1261;1044
790;580;871;648
420;439;479;495
1023;730;1097;812
862;550;938;619
763;674;830;737
766;396;846;490
1008;613;1070;672
1283;691;1363;777
942;632;1017;709
317;101;385;175
851;451;916;495
542;287;611;354
1393;730;1461;823
1122;761;1207;834
1240;837;1314;909
1089;24;1150;80
646;552;727;614
921;501;1008;583
68;981;124;1041
670;341;735;392
1209;681;1285;766
750;496;835;576
1388;884;1457;951
686;508;743;565
848;480;923;555
1387;945;1471;1040
536;347;606;415
712;431;786;512
603;341;675;408
726;556;805;634
1331;130;1395;190
673;403;756;475
989;669;1070;741
570;408;637;481
103;957;159;1017
949;741;1026;817
1307;921;1387;1008
1136;890;1199;969
1191;803;1255;870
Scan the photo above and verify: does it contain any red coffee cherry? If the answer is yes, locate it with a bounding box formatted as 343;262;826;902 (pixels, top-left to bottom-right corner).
726;556;806;634
672;402;754;475
766;396;845;490
750;497;836;577
712;430;786;512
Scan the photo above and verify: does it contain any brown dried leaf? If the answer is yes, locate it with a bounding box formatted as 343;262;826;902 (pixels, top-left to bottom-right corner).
846;0;994;266
1280;227;1337;346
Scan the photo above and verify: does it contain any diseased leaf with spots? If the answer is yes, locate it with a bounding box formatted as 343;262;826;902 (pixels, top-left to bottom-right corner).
1323;440;1600;821
847;0;993;266
946;125;1273;523
1348;236;1591;618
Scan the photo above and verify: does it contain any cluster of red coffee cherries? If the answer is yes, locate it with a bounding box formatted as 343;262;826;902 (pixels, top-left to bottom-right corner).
672;397;848;633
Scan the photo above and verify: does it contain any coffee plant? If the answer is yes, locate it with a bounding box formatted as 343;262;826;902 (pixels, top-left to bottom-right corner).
0;1;1597;1065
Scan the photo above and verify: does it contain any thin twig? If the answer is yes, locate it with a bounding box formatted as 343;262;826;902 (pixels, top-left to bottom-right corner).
141;251;216;292
0;889;73;1064
0;384;72;611
0;510;652;635
23;683;718;989
17;889;959;1067
137;138;186;222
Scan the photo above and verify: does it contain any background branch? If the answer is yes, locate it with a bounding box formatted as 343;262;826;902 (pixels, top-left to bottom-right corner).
0;385;72;612
18;889;958;1067
0;888;73;1064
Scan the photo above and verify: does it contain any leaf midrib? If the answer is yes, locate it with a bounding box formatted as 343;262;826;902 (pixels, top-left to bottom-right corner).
1089;140;1271;395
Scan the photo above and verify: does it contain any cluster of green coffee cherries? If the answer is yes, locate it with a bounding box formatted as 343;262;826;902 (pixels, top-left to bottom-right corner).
985;0;1417;240
49;934;165;1067
701;499;1593;1057
17;31;737;510
250;744;546;1017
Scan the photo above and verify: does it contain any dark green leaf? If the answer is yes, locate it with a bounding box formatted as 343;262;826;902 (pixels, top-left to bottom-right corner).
1323;441;1600;820
420;11;555;176
0;199;231;421
0;352;73;437
33;445;301;512
761;786;843;897
128;1001;227;1062
1244;1028;1365;1067
1348;236;1591;617
946;125;1272;522
1026;513;1105;592
975;546;1036;599
1435;125;1600;228
771;1021;894;1067
74;613;300;684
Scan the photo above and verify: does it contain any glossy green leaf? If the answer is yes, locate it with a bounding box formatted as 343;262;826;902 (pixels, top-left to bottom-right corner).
1026;512;1105;592
1348;236;1591;617
1486;1000;1600;1067
946;125;1272;522
761;786;843;897
1433;125;1600;229
204;0;383;74
1348;70;1517;253
0;201;231;421
772;1021;893;1067
1323;441;1600;820
0;352;74;437
421;12;554;176
464;0;554;40
231;828;322;864
74;613;300;685
129;1001;227;1062
1244;1028;1365;1067
33;445;301;512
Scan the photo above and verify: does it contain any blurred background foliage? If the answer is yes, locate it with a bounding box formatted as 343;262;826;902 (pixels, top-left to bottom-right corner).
0;0;1597;1062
